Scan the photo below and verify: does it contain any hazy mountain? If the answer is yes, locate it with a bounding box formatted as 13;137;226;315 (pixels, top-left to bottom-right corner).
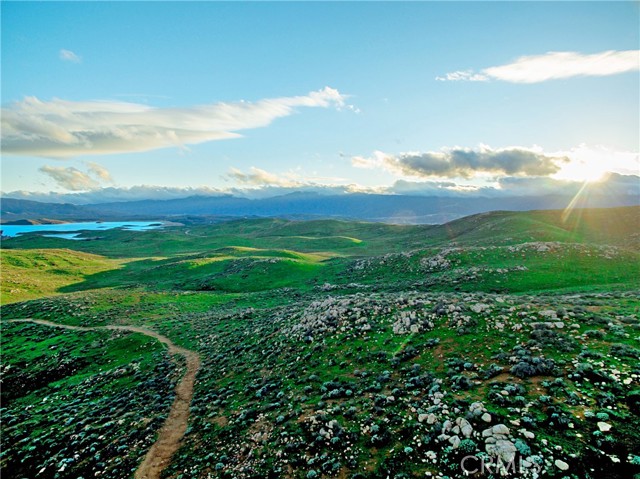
2;190;639;224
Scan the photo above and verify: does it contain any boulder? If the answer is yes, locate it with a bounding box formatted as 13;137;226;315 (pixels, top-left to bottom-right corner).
486;439;517;464
460;419;473;438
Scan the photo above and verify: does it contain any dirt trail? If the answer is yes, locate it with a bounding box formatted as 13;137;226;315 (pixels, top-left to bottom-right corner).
9;318;201;479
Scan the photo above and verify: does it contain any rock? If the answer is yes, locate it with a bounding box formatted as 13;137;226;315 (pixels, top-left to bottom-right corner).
521;429;535;439
471;303;489;313
442;420;452;432
418;413;429;423
469;402;485;416
486;439;517;464
427;413;437;425
481;412;492;423
597;421;612;432
460;419;473;438
555;459;569;471
449;435;461;449
492;424;510;436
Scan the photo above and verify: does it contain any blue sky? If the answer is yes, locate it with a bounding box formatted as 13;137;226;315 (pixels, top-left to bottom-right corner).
2;1;638;202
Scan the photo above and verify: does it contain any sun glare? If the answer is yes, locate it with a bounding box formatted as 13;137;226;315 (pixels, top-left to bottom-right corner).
552;146;639;183
554;160;609;183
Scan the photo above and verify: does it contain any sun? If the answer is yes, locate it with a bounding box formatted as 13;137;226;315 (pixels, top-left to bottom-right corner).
553;159;609;183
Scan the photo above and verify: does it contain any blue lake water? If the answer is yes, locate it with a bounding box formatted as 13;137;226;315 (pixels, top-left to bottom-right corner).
0;221;166;239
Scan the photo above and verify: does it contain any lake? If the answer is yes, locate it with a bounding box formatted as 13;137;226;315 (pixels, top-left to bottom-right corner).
0;221;167;239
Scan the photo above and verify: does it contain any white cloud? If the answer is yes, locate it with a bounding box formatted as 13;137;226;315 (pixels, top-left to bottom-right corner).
435;71;488;82
1;87;349;158
39;166;102;191
226;167;303;188
4;171;638;204
353;145;568;179
86;162;114;183
438;50;640;83
59;49;81;63
39;162;114;191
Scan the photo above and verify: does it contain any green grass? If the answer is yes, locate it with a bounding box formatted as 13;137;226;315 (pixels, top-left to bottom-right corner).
0;249;122;304
1;206;639;479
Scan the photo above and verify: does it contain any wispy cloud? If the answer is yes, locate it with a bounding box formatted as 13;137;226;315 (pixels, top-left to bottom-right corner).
39;162;114;191
1;87;349;158
352;146;568;179
227;167;303;188
39;166;102;191
437;50;640;83
85;162;114;183
59;49;81;63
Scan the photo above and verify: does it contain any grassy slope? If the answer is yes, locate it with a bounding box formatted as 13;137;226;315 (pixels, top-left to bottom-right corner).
0;249;122;304
1;207;638;301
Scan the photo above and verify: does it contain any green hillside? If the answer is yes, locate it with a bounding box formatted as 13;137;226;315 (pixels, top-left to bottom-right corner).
1;207;639;479
0;249;122;304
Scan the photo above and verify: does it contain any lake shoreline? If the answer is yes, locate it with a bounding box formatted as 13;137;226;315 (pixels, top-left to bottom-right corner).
0;221;175;239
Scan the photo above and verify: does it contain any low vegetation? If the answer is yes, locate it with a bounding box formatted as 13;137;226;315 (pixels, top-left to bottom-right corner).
1;207;639;478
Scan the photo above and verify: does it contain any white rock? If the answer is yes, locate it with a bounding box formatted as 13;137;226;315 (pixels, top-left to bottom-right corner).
481;412;492;423
492;424;510;436
460;419;473;438
555;459;569;471
486;439;517;464
597;421;612;432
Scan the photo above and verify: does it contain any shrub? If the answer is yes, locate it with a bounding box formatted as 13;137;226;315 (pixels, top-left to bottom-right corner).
611;344;640;359
514;439;531;456
458;439;477;454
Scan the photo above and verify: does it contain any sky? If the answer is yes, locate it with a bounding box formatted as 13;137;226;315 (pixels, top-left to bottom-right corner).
1;1;639;203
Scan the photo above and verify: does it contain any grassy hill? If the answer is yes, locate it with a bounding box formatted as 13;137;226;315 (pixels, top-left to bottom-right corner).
1;206;639;479
0;249;122;304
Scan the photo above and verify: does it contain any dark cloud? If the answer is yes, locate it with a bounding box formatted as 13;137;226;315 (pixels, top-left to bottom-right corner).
386;147;568;179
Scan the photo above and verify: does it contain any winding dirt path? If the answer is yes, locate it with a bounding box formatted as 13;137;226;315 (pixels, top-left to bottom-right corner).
9;318;201;479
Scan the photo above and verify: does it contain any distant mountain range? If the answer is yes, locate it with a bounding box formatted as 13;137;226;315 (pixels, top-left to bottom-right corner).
2;188;638;224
